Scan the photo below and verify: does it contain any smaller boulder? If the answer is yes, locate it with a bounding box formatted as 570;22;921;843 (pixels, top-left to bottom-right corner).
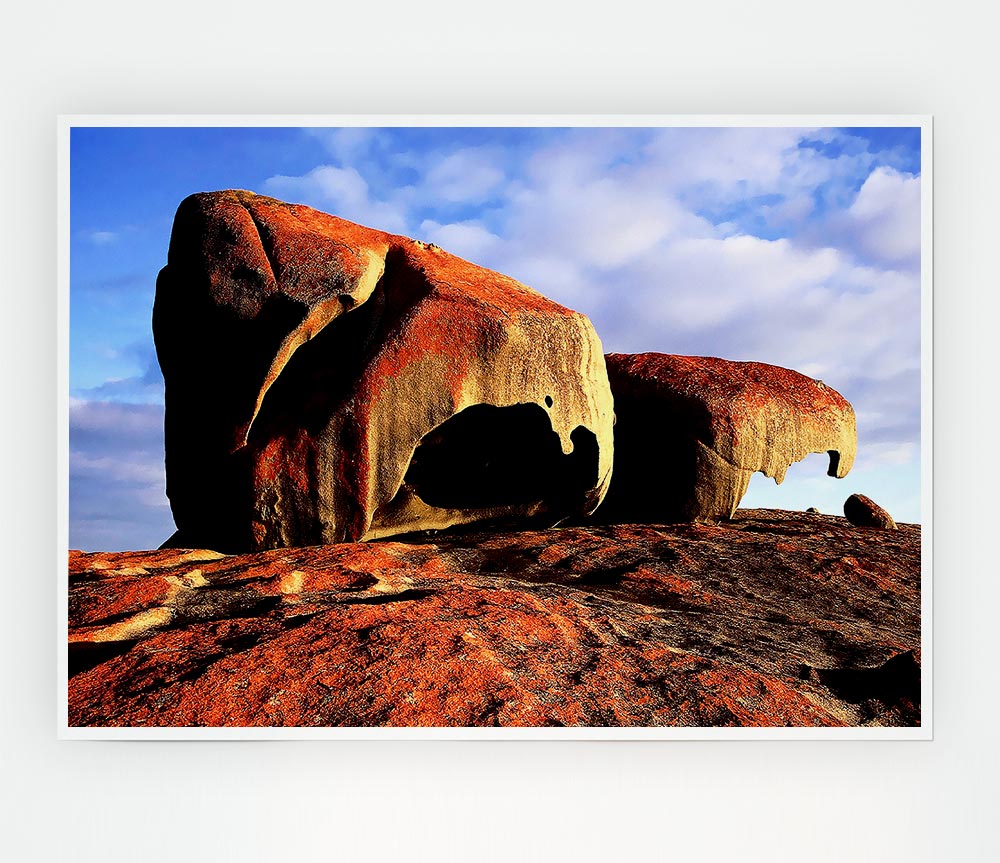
844;494;898;530
806;507;821;514
593;353;857;524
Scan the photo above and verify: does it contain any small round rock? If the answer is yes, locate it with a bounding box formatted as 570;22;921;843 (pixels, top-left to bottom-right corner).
844;494;898;530
806;507;820;514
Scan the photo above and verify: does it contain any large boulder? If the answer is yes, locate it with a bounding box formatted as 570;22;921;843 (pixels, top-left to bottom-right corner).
594;353;857;523
153;190;614;551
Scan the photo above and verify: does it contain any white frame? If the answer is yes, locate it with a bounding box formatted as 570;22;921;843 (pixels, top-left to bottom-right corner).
57;114;933;740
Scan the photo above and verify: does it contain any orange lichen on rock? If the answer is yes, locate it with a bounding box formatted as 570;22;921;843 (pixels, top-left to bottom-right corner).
594;353;857;523
154;190;614;552
68;510;921;728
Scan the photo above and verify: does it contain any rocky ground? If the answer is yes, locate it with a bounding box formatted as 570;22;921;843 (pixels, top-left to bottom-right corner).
68;509;921;728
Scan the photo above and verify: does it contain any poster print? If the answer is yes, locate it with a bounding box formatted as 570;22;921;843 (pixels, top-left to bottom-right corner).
62;118;930;737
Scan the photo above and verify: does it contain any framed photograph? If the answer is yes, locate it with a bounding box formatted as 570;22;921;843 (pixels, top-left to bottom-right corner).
60;116;931;738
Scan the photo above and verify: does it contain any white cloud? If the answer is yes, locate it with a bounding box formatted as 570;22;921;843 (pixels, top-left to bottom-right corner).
651;235;843;328
645;126;809;192
307;127;377;163
422;147;505;202
265;164;367;207
759;194;815;228
854;441;919;469
69;400;173;550
262;165;409;234
419;219;502;262
844;167;921;267
70;451;166;487
70;398;164;438
492;253;593;307
505;177;706;271
83;230;118;245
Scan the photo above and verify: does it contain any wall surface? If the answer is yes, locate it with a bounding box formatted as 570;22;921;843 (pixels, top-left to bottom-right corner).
2;2;997;860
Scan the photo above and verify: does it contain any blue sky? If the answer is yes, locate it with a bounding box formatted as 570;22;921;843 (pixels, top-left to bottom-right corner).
69;124;923;550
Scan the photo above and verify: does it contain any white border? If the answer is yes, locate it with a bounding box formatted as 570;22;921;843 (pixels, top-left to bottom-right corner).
58;114;933;741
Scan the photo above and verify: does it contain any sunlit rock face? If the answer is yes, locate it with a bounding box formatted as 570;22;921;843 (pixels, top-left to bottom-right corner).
593;353;857;524
153;190;614;551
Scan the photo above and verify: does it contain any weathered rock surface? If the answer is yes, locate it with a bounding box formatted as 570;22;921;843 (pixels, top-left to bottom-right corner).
153;190;613;552
68;510;920;728
844;494;898;530
594;353;857;523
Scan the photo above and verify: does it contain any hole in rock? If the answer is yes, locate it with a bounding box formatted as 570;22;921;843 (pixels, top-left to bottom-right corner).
827;449;841;476
590;393;704;522
403;403;599;510
544;395;554;408
742;450;841;514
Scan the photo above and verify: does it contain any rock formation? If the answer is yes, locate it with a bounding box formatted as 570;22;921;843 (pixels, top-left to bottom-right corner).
68;510;921;727
153;191;614;552
844;494;898;529
593;353;857;524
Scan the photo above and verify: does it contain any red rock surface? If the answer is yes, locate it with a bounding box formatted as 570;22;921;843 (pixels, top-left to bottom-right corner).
154;191;613;552
595;353;857;523
68;510;920;728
